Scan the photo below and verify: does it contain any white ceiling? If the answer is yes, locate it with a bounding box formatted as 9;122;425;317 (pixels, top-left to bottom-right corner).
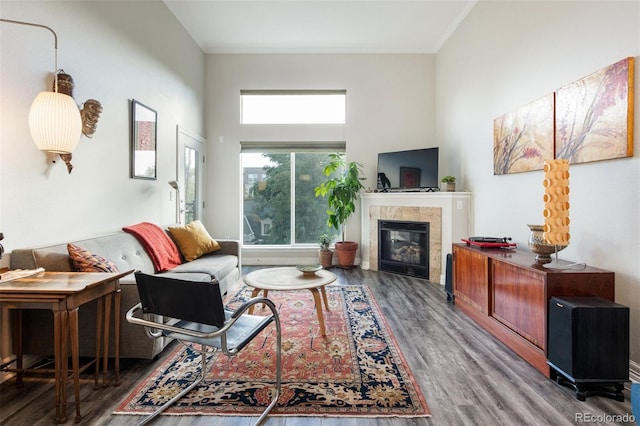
162;0;478;54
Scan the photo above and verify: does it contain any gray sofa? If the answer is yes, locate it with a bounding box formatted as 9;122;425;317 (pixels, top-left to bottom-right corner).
10;229;241;359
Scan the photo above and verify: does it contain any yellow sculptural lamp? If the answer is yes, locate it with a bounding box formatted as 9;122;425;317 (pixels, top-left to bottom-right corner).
541;159;582;269
1;19;82;155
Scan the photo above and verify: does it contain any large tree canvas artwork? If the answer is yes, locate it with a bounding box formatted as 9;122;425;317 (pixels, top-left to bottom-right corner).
555;57;634;164
493;94;554;175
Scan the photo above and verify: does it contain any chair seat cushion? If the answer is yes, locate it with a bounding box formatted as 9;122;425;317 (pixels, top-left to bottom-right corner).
165;311;274;352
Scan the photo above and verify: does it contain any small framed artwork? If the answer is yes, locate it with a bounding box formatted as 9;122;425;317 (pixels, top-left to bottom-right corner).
400;167;421;188
131;99;157;180
555;57;634;164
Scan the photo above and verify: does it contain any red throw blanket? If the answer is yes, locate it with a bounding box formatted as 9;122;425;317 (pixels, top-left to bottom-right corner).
123;222;182;273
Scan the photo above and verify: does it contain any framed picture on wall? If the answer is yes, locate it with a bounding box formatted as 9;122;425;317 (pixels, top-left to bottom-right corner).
131;99;157;180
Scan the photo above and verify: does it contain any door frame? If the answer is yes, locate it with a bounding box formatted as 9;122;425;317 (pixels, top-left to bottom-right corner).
176;126;206;224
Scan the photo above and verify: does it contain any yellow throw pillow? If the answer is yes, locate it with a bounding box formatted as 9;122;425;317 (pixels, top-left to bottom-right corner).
168;220;221;262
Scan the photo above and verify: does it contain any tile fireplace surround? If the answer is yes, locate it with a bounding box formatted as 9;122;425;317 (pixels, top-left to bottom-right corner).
361;192;471;284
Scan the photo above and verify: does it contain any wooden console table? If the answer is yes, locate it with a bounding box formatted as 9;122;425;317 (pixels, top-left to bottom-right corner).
451;243;614;377
0;270;132;423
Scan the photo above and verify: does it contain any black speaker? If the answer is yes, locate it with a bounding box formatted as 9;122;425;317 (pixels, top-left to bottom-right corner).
444;253;453;302
547;296;629;401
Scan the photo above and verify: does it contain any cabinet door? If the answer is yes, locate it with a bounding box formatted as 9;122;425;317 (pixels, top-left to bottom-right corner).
492;262;546;350
453;245;489;314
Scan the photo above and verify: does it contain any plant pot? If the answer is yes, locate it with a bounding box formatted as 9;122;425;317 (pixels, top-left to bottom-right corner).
446;182;455;192
318;249;333;268
334;241;358;267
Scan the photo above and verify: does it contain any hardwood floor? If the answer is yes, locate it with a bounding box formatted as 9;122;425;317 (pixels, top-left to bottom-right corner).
1;266;634;425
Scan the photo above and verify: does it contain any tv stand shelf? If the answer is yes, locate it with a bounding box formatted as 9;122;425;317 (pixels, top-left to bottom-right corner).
451;243;615;377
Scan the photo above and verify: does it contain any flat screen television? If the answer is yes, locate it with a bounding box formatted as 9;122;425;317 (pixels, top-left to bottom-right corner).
377;147;439;191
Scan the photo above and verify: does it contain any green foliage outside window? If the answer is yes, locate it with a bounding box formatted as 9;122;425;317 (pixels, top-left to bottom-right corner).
244;152;340;245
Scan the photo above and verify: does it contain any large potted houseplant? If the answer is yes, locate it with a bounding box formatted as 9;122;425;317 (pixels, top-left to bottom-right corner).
314;153;366;267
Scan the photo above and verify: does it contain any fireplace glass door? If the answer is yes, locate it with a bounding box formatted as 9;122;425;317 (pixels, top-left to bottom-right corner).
378;220;429;278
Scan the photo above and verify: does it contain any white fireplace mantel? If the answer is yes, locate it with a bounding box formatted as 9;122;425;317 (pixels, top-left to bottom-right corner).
361;192;472;284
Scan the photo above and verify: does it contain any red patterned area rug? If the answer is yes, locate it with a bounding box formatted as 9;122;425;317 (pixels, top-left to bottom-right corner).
114;285;430;419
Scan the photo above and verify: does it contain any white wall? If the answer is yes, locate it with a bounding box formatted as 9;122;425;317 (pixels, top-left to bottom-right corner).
0;1;205;254
436;1;640;365
205;54;435;263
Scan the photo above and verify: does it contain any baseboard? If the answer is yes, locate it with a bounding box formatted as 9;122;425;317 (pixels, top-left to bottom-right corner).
242;247;361;267
243;255;319;266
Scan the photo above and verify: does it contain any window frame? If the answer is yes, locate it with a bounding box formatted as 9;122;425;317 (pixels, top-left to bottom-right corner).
240;144;346;247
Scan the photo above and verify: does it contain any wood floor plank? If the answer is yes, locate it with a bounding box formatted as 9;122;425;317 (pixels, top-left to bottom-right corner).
0;266;634;425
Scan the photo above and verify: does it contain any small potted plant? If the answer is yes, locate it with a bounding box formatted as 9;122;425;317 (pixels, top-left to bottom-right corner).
318;233;333;268
315;153;366;267
441;176;456;192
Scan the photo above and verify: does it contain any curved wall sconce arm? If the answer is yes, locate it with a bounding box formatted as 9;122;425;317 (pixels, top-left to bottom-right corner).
0;19;60;91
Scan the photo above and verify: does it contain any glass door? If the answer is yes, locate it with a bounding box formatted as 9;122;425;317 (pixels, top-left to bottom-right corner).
177;126;205;224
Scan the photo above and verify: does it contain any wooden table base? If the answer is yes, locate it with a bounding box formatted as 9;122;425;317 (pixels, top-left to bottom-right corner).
250;286;331;335
244;267;337;337
0;271;130;424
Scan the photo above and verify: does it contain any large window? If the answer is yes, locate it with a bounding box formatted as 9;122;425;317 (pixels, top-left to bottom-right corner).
242;147;344;246
240;90;347;246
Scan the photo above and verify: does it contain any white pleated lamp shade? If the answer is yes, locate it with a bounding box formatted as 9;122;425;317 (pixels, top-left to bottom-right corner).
28;91;82;154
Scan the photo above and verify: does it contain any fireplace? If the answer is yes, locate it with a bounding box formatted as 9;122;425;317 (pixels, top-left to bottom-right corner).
361;193;471;283
378;220;429;278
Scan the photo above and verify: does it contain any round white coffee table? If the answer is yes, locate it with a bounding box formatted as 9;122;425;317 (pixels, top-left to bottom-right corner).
243;267;337;336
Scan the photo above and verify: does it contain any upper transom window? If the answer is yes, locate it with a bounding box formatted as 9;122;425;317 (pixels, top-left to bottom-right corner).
241;90;346;124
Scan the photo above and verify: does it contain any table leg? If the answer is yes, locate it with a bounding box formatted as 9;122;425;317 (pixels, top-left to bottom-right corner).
94;297;104;390
102;293;112;387
308;288;327;336
248;288;261;314
114;287;121;386
53;309;68;424
68;307;82;423
14;309;23;388
320;286;330;311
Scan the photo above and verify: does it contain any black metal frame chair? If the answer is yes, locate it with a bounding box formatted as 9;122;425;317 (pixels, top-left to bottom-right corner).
126;272;281;425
